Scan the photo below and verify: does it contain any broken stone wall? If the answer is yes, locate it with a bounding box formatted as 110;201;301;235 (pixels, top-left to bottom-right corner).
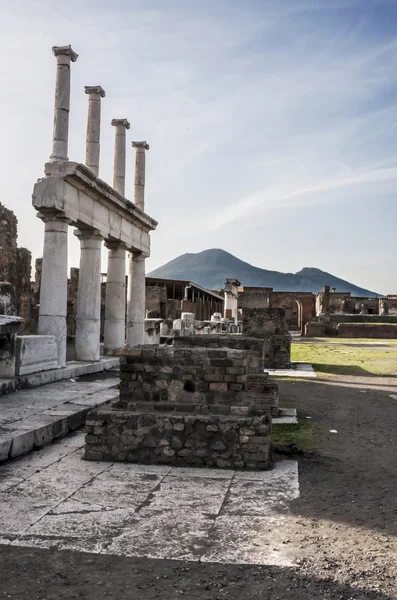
0;203;36;332
242;307;291;369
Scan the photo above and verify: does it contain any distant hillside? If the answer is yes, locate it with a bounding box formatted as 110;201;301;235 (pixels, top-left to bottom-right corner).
148;249;379;296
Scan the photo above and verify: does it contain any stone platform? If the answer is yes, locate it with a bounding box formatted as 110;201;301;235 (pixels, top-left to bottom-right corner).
0;432;299;566
0;374;119;462
84;346;278;469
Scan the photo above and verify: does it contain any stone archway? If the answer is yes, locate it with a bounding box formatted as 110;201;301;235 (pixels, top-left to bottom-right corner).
270;292;314;336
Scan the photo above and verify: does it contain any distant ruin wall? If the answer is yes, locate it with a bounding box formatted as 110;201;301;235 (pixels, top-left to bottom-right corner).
338;323;397;339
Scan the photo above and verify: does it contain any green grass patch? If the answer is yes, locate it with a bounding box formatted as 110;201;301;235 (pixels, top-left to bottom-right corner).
292;342;397;377
272;418;323;451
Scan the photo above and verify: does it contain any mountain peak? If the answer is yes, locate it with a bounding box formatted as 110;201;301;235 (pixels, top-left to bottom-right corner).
296;267;327;277
148;249;378;296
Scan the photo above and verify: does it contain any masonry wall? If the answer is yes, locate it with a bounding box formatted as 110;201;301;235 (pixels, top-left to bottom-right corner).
338;323;397;339
173;335;265;374
85;410;271;469
242;308;291;368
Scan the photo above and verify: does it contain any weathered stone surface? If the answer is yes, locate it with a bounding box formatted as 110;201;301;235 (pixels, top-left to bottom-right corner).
84;409;271;470
15;335;58;376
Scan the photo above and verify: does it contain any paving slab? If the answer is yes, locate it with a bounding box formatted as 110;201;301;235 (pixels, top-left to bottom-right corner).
0;375;119;462
266;362;317;378
0;433;300;567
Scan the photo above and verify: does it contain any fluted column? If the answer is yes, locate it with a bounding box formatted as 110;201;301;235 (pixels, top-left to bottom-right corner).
38;214;70;367
112;118;130;195
74;229;103;361
132;141;149;211
50;45;78;162
104;242;126;352
84;85;105;177
126;252;146;346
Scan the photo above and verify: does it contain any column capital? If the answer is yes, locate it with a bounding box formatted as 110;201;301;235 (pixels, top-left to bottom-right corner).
104;239;127;251
132;141;149;150
74;228;103;241
112;118;130;129
85;85;106;98
128;250;149;260
52;45;78;62
36;210;71;225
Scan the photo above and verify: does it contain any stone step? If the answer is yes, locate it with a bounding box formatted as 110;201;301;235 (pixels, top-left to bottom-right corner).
0;356;120;395
0;377;119;462
273;408;298;425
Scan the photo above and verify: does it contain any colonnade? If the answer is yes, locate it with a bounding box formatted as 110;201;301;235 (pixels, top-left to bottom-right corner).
37;45;152;366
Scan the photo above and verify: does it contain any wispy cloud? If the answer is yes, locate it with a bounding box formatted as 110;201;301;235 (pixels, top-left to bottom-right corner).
0;0;396;292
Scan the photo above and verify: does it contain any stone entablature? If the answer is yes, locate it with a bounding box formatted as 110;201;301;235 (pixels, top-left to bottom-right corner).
34;161;157;255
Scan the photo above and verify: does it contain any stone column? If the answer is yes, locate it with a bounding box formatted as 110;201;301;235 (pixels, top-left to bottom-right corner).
38;214;70;367
74;229;103;361
104;242;126;352
126;252;146;346
84;86;105;177
132;141;149;211
112;119;130;195
50;45;78;162
103;119;130;352
224;292;233;321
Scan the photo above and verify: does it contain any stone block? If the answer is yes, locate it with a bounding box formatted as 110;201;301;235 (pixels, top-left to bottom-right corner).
15;335;58;376
0;437;11;462
209;382;228;392
10;430;35;458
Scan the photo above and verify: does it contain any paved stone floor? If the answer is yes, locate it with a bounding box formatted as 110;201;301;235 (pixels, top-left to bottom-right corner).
0;374;118;460
0;432;299;566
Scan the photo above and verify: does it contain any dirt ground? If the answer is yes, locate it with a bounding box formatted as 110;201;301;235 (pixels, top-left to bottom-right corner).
1;360;397;598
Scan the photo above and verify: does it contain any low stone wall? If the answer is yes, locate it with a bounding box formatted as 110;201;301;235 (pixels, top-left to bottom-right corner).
338;323;397;339
305;321;326;337
85;410;271;469
173;335;265;374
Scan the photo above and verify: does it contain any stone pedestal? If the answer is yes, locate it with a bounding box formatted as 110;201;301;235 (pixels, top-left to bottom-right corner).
104;242;126;352
126;253;146;346
75;229;103;361
38;215;70;367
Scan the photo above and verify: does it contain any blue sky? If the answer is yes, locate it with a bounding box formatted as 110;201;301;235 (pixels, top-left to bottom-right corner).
1;0;396;294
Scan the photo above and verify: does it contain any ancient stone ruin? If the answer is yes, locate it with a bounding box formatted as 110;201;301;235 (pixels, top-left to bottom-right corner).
85;345;272;469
